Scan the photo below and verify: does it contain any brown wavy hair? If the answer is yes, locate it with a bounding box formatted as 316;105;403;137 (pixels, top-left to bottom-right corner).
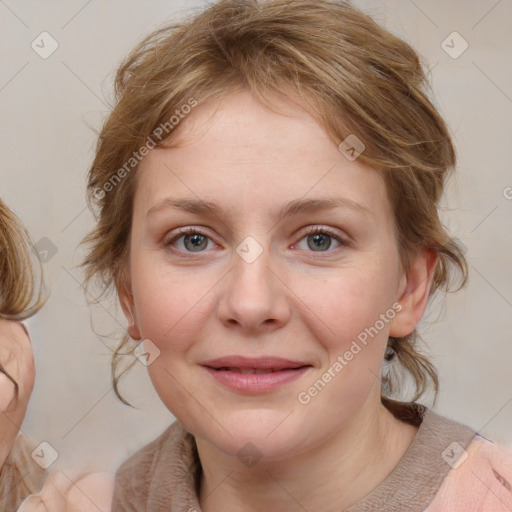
80;0;468;406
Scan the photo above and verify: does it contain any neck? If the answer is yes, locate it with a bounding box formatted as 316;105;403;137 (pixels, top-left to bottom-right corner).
197;398;418;512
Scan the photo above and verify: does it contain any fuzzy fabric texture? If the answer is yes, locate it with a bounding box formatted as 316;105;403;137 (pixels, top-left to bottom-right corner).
0;435;47;511
110;401;512;511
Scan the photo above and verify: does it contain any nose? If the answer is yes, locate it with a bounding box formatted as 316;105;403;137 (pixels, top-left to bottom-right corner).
216;241;291;335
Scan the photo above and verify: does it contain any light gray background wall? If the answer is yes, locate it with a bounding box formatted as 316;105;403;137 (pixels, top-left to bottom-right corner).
0;0;511;474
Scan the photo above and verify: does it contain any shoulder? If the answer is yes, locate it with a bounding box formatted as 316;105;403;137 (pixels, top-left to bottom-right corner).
465;435;512;499
18;470;114;512
0;434;47;509
112;421;184;511
428;434;512;511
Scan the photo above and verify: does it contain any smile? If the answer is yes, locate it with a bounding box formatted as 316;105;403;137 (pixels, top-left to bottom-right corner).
203;366;311;393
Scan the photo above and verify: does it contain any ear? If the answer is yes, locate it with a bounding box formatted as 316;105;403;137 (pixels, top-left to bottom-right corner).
389;249;438;338
117;272;142;341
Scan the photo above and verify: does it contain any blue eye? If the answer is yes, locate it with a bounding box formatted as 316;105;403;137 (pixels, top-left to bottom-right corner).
165;227;214;253
164;226;349;257
296;227;347;253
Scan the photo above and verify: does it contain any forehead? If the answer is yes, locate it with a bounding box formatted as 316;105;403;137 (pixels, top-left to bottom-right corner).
135;90;391;221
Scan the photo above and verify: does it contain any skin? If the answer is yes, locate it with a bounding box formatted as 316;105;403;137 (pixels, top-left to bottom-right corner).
0;319;35;470
0;322;115;512
119;89;437;511
18;471;114;512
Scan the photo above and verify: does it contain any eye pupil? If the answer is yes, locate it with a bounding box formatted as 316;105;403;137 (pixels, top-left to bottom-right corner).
184;233;208;251
308;232;331;251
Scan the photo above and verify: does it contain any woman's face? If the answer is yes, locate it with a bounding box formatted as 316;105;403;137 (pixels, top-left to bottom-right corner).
121;89;412;460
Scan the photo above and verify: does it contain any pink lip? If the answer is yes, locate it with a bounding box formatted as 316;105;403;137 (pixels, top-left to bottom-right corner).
201;355;312;393
203;366;311;393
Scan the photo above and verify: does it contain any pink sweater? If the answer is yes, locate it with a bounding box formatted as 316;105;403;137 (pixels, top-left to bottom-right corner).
427;434;512;511
111;401;512;511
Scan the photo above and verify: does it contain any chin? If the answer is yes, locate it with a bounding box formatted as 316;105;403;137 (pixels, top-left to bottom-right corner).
192;408;313;463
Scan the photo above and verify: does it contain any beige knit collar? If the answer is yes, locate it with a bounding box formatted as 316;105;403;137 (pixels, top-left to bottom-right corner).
141;401;476;511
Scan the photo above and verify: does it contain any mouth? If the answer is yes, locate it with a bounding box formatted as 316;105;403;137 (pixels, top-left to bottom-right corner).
201;356;313;393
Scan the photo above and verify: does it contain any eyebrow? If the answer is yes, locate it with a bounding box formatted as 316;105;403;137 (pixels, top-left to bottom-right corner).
146;196;371;221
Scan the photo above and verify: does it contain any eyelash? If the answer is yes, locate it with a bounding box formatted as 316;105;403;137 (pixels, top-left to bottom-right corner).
164;226;350;258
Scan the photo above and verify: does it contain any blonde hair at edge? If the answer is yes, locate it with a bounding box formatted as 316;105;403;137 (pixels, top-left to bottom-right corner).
0;198;46;321
0;197;46;387
80;0;468;407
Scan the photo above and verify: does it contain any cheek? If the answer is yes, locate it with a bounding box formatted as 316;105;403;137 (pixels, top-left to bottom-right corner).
131;254;210;353
129;256;214;422
293;261;397;354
